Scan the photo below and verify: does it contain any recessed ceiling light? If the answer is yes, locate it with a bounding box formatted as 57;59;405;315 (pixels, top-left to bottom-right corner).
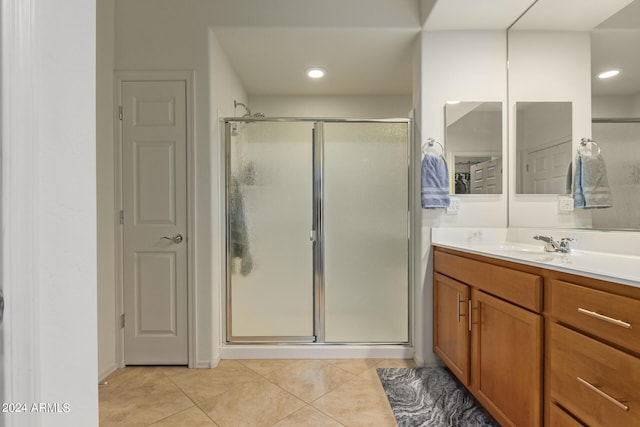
446;100;461;105
597;69;621;79
306;68;326;79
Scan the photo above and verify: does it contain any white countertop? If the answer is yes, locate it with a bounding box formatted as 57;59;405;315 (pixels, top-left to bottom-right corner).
431;232;640;289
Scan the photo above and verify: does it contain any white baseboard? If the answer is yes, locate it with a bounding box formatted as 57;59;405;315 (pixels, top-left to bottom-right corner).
194;356;221;369
98;363;119;383
220;345;413;360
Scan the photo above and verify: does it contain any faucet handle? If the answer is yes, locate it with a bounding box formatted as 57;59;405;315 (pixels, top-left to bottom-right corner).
559;237;574;252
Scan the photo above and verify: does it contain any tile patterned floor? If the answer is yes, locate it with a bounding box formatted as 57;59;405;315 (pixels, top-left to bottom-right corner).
99;359;416;427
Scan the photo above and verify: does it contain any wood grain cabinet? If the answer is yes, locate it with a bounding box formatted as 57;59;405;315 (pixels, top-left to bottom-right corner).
548;280;640;426
434;273;470;385
433;246;640;427
433;248;543;427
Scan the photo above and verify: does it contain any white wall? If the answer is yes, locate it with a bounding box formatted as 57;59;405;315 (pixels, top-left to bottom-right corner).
249;95;412;118
39;0;98;418
593;93;640;118
97;0;118;381
3;0;98;424
508;31;593;228
209;30;248;361
418;30;508;365
446;109;502;152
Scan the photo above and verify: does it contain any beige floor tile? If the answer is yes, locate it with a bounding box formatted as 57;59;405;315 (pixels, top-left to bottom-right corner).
198;378;305;427
375;359;417;368
312;375;397;427
101;366;168;392
99;375;194;427
148;406;218;426
325;359;382;375
265;360;356;403
169;360;263;403
236;359;299;377
358;366;386;382
273;405;345;427
155;365;192;378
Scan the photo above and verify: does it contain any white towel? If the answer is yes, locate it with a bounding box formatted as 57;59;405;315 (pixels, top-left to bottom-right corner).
421;153;450;209
573;154;613;209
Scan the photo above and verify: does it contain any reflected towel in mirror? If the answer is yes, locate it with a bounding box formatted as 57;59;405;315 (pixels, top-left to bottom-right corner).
573;154;613;209
230;177;253;275
421;153;450;209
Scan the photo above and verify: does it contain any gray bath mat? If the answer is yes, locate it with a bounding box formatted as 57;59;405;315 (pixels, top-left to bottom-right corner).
377;367;498;427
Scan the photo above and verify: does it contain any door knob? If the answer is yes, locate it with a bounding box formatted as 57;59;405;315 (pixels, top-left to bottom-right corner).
161;234;183;243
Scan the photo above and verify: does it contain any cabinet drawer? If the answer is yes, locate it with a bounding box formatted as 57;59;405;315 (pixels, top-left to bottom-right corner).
434;251;490;288
550;323;640;427
434;250;542;312
549;403;584;427
550;280;640;354
488;264;542;312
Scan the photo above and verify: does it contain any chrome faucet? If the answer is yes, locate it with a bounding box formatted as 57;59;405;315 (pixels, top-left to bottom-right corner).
533;235;574;253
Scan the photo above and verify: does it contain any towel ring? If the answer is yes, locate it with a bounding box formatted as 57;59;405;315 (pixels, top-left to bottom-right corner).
422;138;444;157
578;137;601;157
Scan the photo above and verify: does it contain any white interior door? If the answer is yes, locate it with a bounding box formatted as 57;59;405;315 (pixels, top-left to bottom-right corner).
121;80;188;365
470;158;502;194
524;141;571;194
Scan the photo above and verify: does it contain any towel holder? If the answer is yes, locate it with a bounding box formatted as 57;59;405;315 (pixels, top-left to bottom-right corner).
422;138;444;157
578;137;601;157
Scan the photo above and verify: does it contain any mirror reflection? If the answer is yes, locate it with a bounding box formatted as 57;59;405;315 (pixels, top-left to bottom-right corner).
590;0;640;230
445;102;503;194
508;0;640;230
515;101;572;195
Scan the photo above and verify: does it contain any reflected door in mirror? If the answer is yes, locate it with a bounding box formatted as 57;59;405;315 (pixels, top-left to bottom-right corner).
516;102;572;195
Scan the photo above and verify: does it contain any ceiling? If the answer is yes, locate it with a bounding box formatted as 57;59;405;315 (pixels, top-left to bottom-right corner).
211;0;534;96
209;0;638;97
592;0;640;96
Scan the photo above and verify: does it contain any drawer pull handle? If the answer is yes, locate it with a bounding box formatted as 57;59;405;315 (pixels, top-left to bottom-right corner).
578;308;632;329
577;377;629;412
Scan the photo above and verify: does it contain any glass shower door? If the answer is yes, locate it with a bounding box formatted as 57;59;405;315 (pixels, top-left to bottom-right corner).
323;122;409;342
226;121;315;340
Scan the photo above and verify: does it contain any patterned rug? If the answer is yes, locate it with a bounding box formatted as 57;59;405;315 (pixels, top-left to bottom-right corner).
377;367;498;427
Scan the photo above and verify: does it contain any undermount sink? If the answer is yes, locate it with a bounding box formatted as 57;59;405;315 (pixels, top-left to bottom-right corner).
495;244;545;253
464;242;583;263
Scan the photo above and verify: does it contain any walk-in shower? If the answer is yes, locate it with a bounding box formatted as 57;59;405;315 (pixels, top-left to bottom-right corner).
224;118;411;348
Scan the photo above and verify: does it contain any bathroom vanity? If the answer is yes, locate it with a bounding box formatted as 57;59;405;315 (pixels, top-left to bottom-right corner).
432;240;640;427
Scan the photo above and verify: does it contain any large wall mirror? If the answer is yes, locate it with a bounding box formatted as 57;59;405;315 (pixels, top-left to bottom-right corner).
515;101;572;195
508;0;640;230
590;0;640;230
445;102;503;194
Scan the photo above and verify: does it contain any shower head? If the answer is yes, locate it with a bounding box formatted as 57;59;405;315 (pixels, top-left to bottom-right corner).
234;100;264;118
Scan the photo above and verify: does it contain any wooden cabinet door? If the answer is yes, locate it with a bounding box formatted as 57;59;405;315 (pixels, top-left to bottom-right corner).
471;290;542;427
433;273;470;385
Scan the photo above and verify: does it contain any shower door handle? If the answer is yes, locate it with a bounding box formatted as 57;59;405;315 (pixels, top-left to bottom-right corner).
309;230;317;242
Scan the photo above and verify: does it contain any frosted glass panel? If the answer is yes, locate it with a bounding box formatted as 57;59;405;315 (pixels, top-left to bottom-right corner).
591;122;640;230
323;122;409;342
229;121;314;337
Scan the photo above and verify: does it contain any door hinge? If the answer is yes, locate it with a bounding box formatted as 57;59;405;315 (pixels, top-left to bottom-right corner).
119;210;125;224
119;105;123;120
120;314;125;328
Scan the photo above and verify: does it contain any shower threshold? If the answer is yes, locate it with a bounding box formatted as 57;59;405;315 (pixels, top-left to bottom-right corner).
219;343;414;361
